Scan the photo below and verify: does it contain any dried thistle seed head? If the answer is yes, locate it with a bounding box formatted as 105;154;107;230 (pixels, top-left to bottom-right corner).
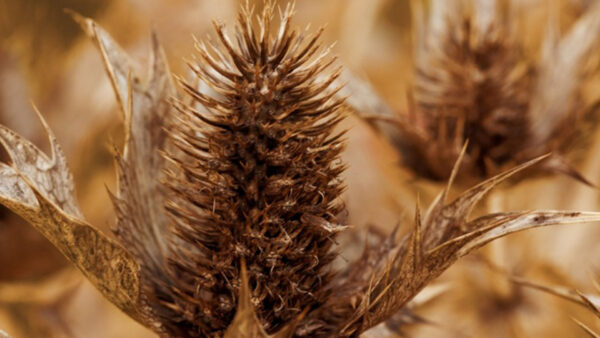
410;0;533;181
350;0;600;185
157;2;346;336
412;0;600;183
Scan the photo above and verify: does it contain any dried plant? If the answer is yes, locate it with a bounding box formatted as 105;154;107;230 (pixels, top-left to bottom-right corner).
1;1;600;338
510;276;600;337
337;3;600;332
351;0;600;184
155;2;345;335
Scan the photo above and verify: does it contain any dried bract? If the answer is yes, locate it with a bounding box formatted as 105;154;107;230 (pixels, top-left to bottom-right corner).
0;108;142;320
511;276;600;337
291;148;600;336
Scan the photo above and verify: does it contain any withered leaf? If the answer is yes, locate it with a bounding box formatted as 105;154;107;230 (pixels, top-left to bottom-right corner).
511;276;600;318
72;12;175;284
530;1;600;144
304;151;600;336
0;109;141;320
362;283;449;337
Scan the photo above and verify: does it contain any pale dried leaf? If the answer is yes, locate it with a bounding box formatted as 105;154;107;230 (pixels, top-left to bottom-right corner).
541;154;597;187
73;13;175;279
530;2;600;144
511;277;600;317
0;112;142;321
67;10;136;118
0;107;81;218
455;211;600;257
423;153;548;248
361;283;449;337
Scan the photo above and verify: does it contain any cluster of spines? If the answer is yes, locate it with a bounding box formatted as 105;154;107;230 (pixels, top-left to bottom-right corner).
413;4;533;180
157;2;346;336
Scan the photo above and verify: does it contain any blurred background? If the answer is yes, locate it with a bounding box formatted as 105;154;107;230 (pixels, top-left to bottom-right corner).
0;0;598;337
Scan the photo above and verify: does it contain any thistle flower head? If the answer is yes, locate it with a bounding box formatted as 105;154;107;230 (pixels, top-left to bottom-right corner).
156;2;346;335
409;0;532;180
351;0;600;184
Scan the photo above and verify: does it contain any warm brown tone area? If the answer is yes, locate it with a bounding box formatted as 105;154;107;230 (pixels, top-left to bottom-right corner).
0;0;599;338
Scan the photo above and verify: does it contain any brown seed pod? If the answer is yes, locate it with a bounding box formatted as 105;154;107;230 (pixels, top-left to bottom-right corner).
157;1;346;336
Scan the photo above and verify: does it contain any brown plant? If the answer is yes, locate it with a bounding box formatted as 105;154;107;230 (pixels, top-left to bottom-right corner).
1;1;600;337
510;275;600;337
351;0;600;184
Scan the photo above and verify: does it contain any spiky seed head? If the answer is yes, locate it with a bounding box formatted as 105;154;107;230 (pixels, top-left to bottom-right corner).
155;2;346;336
411;2;533;181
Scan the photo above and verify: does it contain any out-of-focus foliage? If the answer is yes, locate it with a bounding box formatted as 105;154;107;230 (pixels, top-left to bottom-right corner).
0;0;108;95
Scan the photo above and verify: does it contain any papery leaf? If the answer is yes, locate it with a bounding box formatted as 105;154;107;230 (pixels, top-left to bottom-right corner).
0;111;142;320
541;154;597;188
361;283;449;337
67;10;137;117
454;211;600;257
72;12;175;281
0;107;81;218
530;2;600;144
306;155;600;336
511;277;600;318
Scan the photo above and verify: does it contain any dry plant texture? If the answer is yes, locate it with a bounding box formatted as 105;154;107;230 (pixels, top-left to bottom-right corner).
0;0;600;337
353;0;600;185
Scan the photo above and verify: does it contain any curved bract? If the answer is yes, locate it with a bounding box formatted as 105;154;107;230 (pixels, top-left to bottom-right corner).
0;109;142;322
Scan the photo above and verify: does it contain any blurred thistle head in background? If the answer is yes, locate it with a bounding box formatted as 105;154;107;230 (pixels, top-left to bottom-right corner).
353;0;600;185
